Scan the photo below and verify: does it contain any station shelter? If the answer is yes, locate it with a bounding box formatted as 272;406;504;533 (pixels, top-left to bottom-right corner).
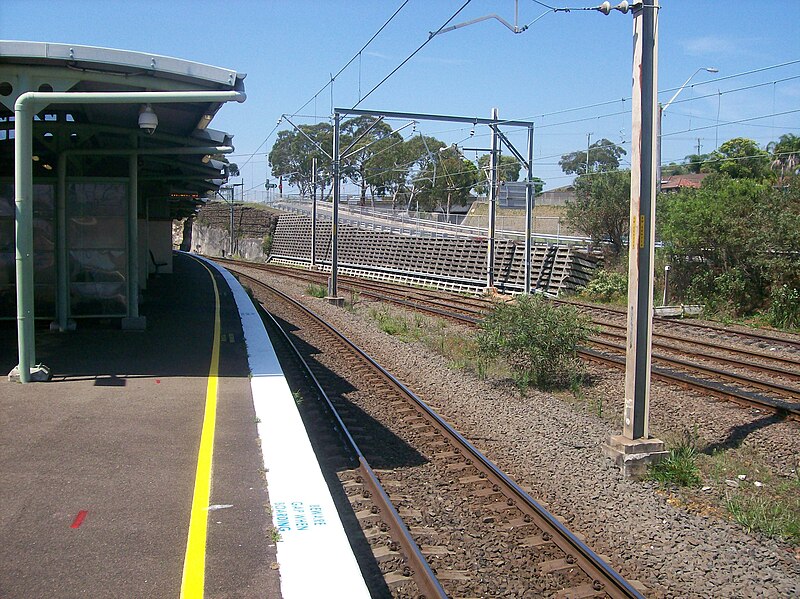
0;41;246;381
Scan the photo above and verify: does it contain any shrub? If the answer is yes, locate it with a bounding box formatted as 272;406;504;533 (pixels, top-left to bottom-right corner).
579;270;628;303
475;294;593;390
768;284;800;329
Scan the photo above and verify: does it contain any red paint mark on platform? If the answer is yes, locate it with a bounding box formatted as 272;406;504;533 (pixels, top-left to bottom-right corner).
71;510;88;529
155;379;161;384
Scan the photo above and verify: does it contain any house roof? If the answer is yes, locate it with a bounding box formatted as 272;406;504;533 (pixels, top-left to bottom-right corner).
660;173;709;191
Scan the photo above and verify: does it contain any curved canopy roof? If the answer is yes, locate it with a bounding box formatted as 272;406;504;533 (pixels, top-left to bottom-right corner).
0;41;246;216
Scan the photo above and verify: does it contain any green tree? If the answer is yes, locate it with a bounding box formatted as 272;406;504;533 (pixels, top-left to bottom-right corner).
702;137;772;181
682;152;712;174
662;162;689;177
341;116;399;205
268;123;332;197
416;146;480;214
559;139;626;175
393;134;446;210
657;174;796;315
361;136;409;202
566;170;631;257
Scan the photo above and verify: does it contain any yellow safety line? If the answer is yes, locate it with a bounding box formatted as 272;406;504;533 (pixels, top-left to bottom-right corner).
181;258;222;598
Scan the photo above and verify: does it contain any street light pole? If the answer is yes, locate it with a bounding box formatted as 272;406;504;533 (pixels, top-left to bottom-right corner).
656;66;718;191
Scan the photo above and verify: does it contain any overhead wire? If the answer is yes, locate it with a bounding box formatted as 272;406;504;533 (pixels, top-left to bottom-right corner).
661;109;800;138
288;0;412;118
352;0;474;109
238;1;411;178
253;37;798;196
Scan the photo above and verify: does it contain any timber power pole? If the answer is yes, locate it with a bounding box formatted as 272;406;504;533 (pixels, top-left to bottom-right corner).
602;0;668;477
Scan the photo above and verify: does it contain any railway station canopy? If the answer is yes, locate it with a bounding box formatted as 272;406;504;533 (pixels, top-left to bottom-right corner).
0;41;246;381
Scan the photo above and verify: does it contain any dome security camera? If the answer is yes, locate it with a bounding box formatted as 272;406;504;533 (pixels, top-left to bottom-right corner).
138;104;158;135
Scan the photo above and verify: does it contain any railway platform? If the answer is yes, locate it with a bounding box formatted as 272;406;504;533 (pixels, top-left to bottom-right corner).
0;252;369;598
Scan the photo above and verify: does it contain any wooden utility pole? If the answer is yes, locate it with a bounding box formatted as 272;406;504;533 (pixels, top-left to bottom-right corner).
624;0;659;440
603;0;668;477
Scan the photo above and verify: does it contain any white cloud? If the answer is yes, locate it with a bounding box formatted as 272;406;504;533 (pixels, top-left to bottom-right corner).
681;35;740;56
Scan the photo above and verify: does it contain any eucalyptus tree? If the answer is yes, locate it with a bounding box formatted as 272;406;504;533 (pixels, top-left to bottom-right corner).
474;154;543;196
398;134;446;211
475;154;521;195
340;116;400;205
701;137;772;181
416;145;480;215
566;169;631;257
268;123;332;197
360;133;409;202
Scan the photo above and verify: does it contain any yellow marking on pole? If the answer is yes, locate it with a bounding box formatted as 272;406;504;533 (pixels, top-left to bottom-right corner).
639;215;646;249
181;258;222;598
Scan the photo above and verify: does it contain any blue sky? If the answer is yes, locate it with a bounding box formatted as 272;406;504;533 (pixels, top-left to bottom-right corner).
4;0;799;197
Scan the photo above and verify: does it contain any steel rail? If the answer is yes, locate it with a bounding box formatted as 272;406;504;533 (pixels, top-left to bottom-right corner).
556;297;800;351
216;259;800;418
251;278;448;599
589;334;800;396
579;347;799;419
594;318;800;374
215;257;800;351
236;271;645;599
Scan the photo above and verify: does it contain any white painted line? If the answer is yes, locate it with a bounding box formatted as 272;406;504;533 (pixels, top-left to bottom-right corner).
195;255;371;599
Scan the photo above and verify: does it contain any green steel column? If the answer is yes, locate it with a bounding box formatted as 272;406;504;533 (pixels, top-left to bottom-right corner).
14;97;35;381
128;152;139;319
57;154;68;330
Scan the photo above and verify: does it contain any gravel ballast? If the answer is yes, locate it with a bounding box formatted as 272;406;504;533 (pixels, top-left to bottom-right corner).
249;268;800;598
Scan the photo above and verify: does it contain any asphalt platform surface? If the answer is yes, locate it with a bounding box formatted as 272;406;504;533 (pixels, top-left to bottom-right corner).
0;253;281;598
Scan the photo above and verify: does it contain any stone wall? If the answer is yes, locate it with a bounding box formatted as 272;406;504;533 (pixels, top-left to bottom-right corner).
173;202;279;261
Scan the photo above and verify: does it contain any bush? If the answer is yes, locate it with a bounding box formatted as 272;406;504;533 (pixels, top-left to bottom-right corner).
686;268;755;317
579;270;628;303
768;284;800;329
475;294;593;390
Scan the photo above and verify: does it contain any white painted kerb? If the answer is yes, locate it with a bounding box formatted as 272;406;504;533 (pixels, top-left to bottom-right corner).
197;255;370;598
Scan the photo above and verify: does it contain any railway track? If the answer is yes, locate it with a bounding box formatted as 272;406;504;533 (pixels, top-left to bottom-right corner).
240;271;646;598
214;258;800;420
